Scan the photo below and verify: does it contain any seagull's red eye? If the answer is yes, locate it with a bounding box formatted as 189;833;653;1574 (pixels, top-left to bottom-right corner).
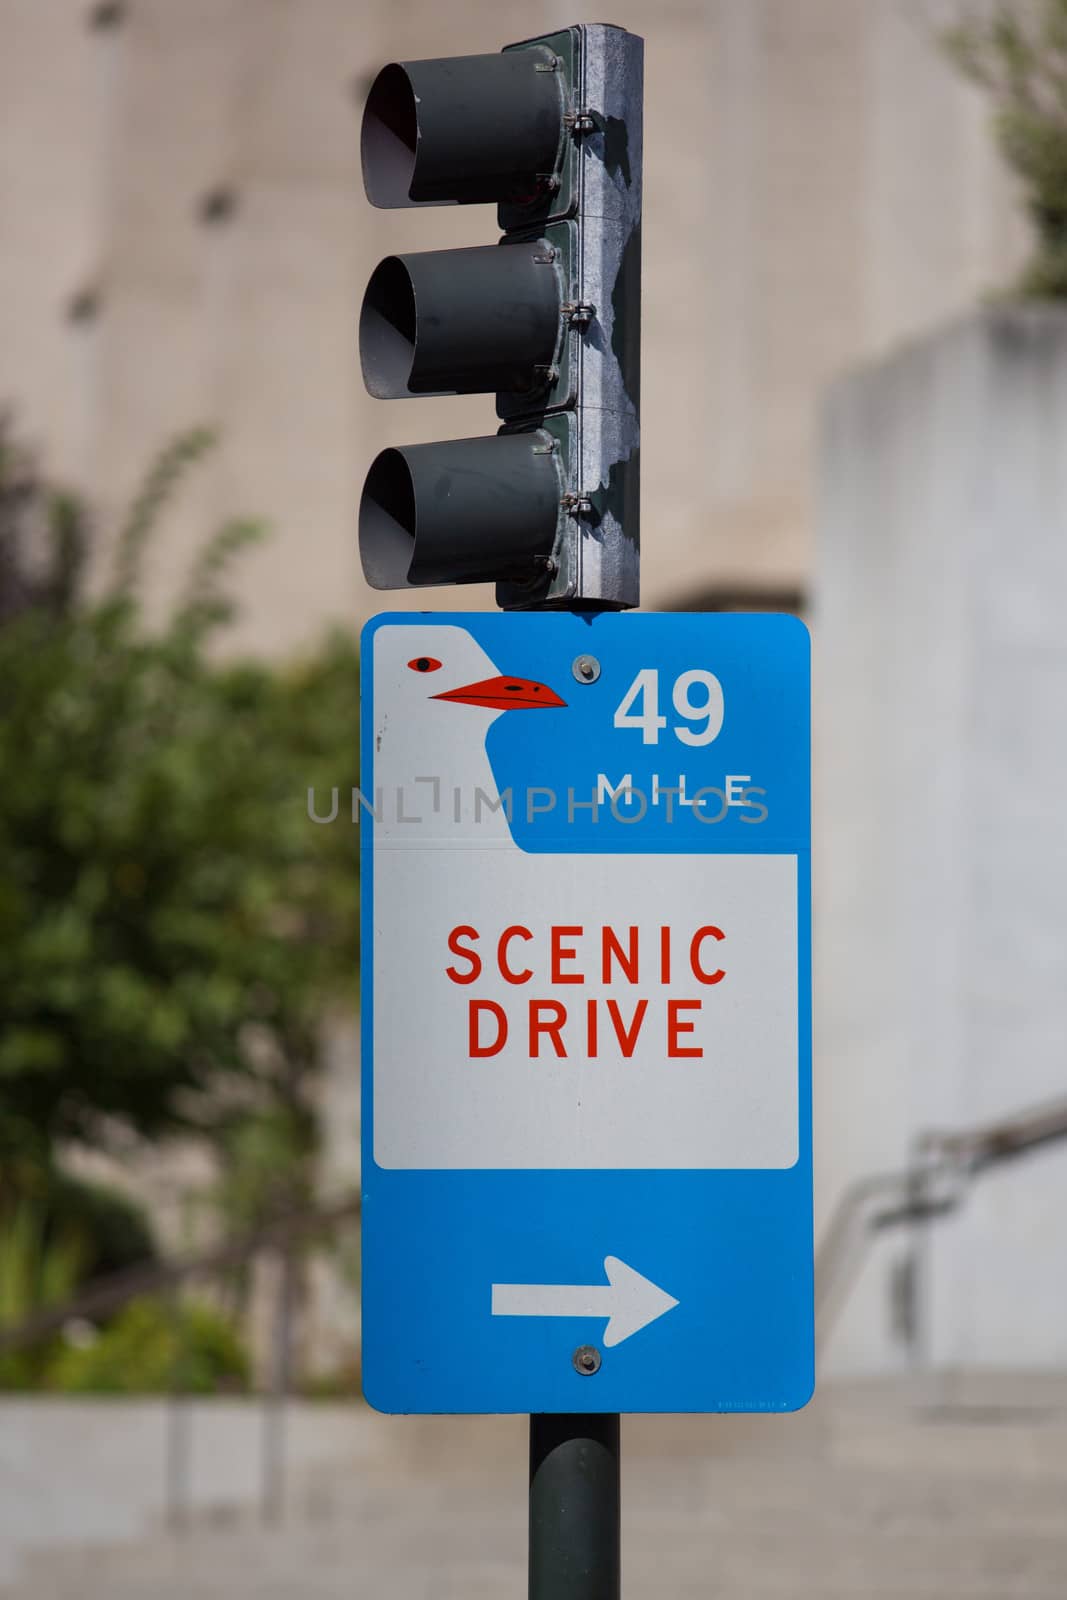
408;656;442;673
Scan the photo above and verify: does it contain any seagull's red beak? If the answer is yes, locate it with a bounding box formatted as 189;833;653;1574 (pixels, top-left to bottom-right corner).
432;675;566;710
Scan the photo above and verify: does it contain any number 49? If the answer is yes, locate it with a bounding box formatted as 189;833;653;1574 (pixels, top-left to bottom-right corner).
613;668;724;746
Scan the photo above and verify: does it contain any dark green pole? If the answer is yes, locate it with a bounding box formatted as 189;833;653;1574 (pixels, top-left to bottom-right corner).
529;1413;621;1600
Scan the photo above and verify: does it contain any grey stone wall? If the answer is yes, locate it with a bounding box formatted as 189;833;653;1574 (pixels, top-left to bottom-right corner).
816;305;1067;1373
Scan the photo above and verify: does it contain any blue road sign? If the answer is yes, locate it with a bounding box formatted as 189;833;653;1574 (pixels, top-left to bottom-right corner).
360;612;813;1414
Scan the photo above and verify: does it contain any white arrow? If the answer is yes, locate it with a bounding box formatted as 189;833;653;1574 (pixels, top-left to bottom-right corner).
491;1255;679;1348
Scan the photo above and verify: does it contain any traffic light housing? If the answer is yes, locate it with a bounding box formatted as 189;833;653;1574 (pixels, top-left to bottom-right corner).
357;24;643;610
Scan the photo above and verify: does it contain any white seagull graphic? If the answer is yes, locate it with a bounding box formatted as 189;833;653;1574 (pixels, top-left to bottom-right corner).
371;623;565;841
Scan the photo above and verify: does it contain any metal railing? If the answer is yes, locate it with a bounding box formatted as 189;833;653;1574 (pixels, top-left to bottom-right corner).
815;1097;1067;1348
0;1193;360;1529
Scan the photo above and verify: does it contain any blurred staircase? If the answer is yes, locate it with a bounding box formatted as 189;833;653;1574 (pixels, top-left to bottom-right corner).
4;1376;1067;1599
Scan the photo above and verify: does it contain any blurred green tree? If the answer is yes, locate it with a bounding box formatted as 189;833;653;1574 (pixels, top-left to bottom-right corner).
944;0;1067;296
0;423;358;1198
45;1296;250;1395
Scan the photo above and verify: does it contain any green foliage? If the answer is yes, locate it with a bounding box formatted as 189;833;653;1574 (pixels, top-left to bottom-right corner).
45;1296;249;1394
214;1105;317;1235
300;1356;362;1401
0;1166;156;1277
45;1172;157;1276
944;0;1067;296
0;424;358;1172
0;1200;85;1329
0;1168;158;1384
0;417;90;624
0;1198;85;1388
110;427;217;600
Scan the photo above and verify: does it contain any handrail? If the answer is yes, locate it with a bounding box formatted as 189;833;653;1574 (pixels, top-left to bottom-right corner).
815;1096;1067;1344
814;1159;964;1333
0;1191;360;1356
917;1097;1067;1172
814;1169;931;1312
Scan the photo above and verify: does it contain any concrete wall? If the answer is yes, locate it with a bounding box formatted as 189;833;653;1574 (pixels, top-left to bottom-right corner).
0;0;1027;651
0;1398;373;1584
816;306;1067;1373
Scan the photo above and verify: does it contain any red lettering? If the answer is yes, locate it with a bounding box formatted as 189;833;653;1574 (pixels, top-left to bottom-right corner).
601;925;639;984
551;926;584;984
469;1000;507;1057
690;926;725;985
586;998;599;1057
529;1000;568;1057
498;925;533;984
659;926;671;983
446;925;481;985
667;999;703;1058
606;999;648;1058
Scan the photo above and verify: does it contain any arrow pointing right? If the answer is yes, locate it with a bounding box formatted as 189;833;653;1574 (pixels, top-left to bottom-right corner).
491;1255;679;1348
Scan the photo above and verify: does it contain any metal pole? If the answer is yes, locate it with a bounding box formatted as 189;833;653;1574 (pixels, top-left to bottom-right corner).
261;1244;296;1524
529;1413;620;1600
524;27;636;1593
164;1284;191;1534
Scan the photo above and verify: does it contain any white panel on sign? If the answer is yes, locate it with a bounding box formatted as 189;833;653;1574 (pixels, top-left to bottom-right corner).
373;850;798;1170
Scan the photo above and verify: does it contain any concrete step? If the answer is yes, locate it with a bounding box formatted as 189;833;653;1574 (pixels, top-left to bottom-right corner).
5;1379;1067;1599
12;1522;1067;1600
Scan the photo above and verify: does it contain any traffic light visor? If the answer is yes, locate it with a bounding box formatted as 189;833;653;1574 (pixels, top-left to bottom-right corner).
359;434;562;589
361;52;564;208
361;65;419;209
360;244;561;400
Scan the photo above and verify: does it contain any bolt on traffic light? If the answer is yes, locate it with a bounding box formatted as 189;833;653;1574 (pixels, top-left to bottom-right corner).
357;24;643;610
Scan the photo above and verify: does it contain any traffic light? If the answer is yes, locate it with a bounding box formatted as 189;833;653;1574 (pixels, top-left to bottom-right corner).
357;24;643;610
